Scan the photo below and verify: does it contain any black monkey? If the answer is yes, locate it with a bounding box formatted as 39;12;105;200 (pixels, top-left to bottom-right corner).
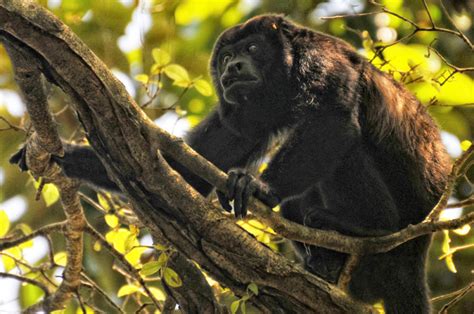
11;15;451;313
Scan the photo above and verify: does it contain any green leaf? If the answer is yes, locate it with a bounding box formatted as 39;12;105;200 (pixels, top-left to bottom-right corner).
193;79;212;96
135;74;149;84
163;267;182;288
0;210;10;237
19;282;45;308
152;48;171;67
163;64;190;85
42;184;60;207
154;243;168;251
157;252;168;265
105;214;119;228
247;283;258;295
241;300;247;314
117;284;141;297
230;300;240;314
140;261;162;277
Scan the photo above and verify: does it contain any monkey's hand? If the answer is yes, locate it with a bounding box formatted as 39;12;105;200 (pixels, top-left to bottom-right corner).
217;168;280;218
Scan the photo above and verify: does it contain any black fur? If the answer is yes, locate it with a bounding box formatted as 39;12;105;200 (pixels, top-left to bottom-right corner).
11;15;451;313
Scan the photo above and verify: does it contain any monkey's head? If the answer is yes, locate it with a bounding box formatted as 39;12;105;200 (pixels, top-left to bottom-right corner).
210;15;363;137
210;15;297;136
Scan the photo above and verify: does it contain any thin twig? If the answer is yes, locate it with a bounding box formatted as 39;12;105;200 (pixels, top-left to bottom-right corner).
0;272;50;296
84;223;162;310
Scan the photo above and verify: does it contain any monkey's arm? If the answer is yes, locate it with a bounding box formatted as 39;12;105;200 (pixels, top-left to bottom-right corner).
10;110;260;196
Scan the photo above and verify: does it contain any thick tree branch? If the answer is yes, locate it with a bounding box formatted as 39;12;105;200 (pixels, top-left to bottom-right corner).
0;1;371;312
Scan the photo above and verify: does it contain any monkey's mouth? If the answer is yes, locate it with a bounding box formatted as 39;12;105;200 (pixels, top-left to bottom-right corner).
221;75;259;89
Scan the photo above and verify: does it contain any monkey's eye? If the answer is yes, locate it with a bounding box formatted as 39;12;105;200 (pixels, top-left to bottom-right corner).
222;54;231;65
247;43;258;54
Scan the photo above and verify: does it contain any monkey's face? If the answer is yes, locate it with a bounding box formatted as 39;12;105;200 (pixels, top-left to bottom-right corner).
211;19;292;106
216;35;267;105
209;15;297;137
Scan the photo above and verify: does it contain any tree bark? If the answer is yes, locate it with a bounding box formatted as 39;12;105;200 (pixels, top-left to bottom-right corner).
0;1;373;312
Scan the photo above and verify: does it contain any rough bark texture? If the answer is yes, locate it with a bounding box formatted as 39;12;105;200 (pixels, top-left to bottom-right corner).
4;38;84;313
0;1;373;312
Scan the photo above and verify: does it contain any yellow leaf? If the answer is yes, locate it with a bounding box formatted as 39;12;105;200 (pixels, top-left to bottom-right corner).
124;233;138;252
373;302;385;313
2;247;22;272
125;247;147;267
152;48;171;68
148;287;166;301
42;184;60;207
117;284;141;297
193;79;212;96
0;210;10;237
111;229;132;254
105;229;117;244
93;241;101;252
97;193;110;211
105;214;119;228
75;306;94;314
130;224;139;235
460;140;472;151
453;224;471;236
163;64;190;84
54;251;67;267
445;254;457;273
135;74;149;84
174;79;192;88
441;230;450;253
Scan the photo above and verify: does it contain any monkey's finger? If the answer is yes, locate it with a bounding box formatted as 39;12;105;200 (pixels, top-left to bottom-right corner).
234;175;251;218
217;191;233;212
241;180;257;217
226;170;240;199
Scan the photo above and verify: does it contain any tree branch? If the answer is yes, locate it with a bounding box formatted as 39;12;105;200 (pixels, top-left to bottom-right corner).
0;2;371;312
3;30;85;313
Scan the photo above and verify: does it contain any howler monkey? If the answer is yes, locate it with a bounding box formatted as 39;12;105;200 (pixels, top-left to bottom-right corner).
11;15;451;313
